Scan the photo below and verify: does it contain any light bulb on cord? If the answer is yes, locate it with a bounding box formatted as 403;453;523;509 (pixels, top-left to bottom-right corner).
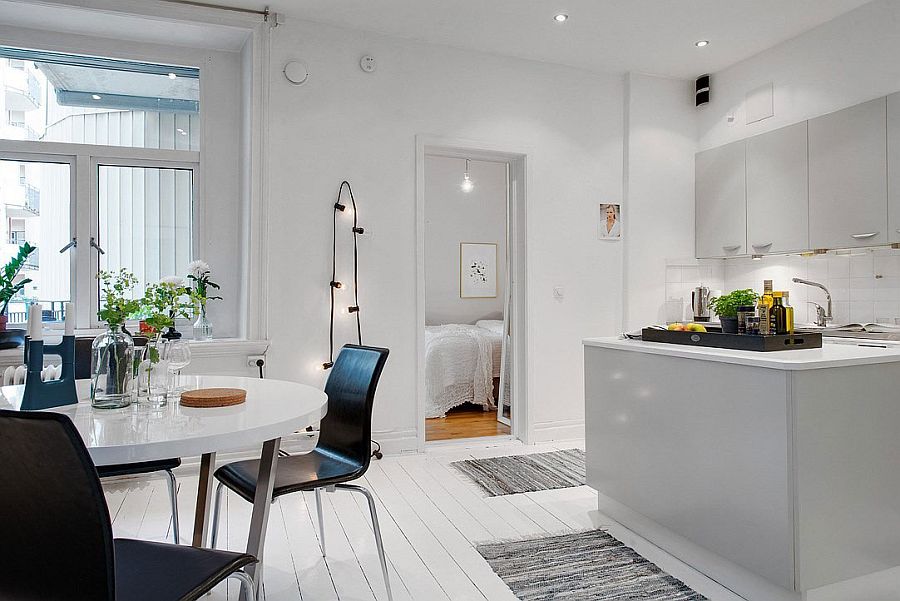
461;158;474;193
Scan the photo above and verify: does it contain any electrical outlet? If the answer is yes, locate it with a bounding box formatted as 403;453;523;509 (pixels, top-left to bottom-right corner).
247;355;266;367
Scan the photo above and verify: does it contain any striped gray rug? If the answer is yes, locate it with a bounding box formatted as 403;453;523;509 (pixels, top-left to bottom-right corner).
478;529;707;600
451;449;585;496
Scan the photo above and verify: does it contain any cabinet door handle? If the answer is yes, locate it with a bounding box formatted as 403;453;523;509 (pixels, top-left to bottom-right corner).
752;242;773;250
851;232;879;239
722;244;741;252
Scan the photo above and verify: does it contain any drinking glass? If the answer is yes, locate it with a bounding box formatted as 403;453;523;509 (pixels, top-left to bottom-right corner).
167;340;192;394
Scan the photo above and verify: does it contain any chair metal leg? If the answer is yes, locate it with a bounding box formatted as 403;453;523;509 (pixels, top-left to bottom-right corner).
229;570;257;601
210;481;225;549
164;469;180;544
314;487;326;557
336;484;393;601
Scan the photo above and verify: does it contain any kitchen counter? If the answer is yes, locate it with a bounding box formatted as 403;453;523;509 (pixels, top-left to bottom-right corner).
583;335;900;369
584;337;900;600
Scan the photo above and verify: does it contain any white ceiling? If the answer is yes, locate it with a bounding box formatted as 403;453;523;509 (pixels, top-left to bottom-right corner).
231;0;872;78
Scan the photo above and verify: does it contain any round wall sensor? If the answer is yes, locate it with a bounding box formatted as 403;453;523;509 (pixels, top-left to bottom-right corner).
360;55;376;73
283;61;309;85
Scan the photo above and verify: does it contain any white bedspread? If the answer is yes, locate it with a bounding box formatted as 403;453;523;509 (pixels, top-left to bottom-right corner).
424;324;494;418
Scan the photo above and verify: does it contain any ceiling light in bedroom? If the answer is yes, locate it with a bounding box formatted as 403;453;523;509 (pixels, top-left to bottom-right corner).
695;40;710;47
554;13;568;22
461;159;475;193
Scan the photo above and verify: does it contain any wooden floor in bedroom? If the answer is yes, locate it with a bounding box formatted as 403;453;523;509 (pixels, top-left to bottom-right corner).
425;403;511;441
103;439;747;601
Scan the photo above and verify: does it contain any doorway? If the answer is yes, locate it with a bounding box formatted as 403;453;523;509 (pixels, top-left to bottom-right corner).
416;137;527;447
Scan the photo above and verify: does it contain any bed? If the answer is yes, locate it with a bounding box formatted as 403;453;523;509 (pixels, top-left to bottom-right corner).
424;320;505;419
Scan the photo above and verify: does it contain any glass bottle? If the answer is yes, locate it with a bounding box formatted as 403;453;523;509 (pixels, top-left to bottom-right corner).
783;291;795;335
772;292;787;335
193;302;213;341
91;325;135;409
758;280;774;335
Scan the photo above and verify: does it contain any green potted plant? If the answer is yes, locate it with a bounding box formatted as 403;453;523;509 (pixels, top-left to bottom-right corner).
0;242;36;334
709;289;758;334
137;278;193;406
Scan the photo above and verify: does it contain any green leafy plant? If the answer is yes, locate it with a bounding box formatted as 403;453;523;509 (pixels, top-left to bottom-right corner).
141;278;193;363
97;269;142;328
0;243;36;316
709;289;759;318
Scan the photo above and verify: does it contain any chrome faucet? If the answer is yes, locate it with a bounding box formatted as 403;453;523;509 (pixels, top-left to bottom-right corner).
792;278;832;326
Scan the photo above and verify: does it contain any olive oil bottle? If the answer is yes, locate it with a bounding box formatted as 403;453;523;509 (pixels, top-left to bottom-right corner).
772;291;787;335
783;291;795;335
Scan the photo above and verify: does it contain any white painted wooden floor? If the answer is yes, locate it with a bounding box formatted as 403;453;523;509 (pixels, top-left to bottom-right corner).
103;439;900;601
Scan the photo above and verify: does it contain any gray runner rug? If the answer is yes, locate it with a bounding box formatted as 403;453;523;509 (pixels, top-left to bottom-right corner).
451;449;585;496
477;529;707;601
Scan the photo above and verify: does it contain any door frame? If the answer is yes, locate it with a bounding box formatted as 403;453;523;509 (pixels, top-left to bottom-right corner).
415;135;531;450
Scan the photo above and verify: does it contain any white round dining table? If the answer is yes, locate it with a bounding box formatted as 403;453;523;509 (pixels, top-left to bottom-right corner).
0;374;328;600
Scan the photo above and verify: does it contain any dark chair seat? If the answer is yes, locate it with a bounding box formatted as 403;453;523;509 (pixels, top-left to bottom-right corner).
96;458;182;478
215;449;363;503
114;538;255;601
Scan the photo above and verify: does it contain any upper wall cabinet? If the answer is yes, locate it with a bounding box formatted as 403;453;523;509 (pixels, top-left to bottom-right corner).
747;122;809;254
809;97;888;249
888;94;900;243
696;141;747;258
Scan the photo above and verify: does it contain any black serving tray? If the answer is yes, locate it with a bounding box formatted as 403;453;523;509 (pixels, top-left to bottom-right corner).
641;328;822;351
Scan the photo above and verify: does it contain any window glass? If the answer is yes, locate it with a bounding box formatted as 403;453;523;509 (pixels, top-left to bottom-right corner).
0;159;71;324
0;47;199;150
98;165;193;304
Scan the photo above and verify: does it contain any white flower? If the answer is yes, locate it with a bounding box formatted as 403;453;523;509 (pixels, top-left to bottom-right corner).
160;276;185;287
188;260;211;279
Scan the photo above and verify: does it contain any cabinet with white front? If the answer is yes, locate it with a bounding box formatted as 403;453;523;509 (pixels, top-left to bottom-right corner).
746;121;809;254
695;140;747;258
809;97;887;249
887;93;900;243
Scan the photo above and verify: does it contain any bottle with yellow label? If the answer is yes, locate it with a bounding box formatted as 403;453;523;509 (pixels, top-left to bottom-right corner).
783;290;794;335
758;280;774;335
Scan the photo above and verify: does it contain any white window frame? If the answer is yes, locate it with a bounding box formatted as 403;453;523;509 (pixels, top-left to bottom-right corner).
0;139;200;331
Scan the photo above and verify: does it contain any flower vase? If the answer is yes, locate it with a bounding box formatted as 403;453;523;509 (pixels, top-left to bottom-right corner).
193;303;213;340
137;338;170;407
91;327;135;409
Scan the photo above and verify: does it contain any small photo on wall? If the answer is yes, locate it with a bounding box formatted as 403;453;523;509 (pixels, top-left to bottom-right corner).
460;242;497;298
599;203;622;240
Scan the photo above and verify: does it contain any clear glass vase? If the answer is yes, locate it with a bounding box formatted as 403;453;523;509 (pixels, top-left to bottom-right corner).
137;339;170;407
91;327;135;409
193;303;213;340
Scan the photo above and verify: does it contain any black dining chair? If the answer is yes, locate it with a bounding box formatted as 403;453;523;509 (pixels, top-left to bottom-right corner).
75;335;183;544
209;344;392;601
0;409;257;601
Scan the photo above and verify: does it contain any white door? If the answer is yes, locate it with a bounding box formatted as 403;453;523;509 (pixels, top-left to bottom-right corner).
747;122;809;254
809;97;887;249
696;140;747;258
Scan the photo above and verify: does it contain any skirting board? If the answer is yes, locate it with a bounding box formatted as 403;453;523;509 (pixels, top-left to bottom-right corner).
530;419;585;443
595;490;800;601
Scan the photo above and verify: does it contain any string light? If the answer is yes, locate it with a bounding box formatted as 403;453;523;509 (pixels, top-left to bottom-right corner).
325;181;363;370
330;281;343;289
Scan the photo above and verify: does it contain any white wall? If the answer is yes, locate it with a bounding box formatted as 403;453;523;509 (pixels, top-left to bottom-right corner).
698;0;900;150
424;156;506;326
264;20;625;449
624;73;698;330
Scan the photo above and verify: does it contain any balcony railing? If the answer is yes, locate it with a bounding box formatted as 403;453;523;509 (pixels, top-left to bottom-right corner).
8;231;25;245
23;184;39;214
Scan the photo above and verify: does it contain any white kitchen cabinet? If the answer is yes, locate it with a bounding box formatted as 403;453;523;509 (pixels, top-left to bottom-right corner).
696;140;746;258
809;97;887;249
888;93;900;243
747;121;809;254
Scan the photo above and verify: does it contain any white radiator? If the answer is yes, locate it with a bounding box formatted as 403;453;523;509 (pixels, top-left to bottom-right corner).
3;364;62;385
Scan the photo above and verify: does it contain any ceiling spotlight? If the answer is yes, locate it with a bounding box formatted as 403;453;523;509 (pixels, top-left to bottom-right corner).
695;40;710;47
91;94;101;100
461;159;475;193
554;13;568;23
168;72;177;79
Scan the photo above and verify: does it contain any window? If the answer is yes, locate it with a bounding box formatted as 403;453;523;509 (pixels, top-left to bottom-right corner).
0;46;200;329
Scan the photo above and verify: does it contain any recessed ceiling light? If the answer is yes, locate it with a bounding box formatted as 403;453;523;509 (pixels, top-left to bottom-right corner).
91;94;101;100
695;40;710;47
554;13;568;23
168;72;177;79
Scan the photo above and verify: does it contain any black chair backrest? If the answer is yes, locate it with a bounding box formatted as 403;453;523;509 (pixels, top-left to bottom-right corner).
0;410;116;601
319;345;389;472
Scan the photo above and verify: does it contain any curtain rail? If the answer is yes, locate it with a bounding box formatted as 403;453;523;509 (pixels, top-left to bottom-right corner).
157;0;270;20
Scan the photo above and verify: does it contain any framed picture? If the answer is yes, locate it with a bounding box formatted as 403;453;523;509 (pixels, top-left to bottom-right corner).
599;202;622;240
460;242;497;298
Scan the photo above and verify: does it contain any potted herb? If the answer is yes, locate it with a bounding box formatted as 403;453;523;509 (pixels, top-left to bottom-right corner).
92;269;142;409
187;260;221;340
0;242;36;333
709;289;759;334
138;279;193;406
